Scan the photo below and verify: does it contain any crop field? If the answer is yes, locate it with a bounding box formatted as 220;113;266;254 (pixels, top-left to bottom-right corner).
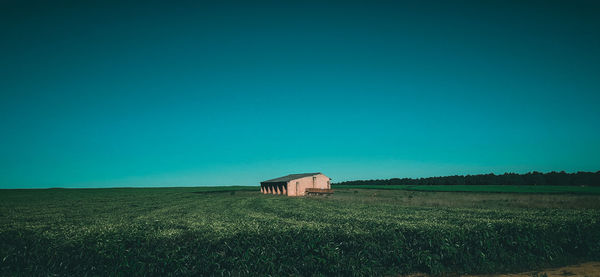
1;187;600;276
333;184;600;194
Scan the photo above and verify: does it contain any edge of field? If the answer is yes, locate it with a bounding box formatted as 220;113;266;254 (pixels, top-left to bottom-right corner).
332;184;600;194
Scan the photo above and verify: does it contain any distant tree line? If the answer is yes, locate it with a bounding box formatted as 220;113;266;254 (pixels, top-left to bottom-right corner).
333;171;600;187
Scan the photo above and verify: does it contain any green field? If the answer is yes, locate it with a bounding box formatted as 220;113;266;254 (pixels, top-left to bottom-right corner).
1;187;600;276
333;184;600;194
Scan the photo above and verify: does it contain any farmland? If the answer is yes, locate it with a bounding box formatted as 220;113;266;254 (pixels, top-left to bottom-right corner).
332;184;600;194
1;187;600;276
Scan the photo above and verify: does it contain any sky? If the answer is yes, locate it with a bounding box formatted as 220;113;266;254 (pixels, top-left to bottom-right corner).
1;0;599;188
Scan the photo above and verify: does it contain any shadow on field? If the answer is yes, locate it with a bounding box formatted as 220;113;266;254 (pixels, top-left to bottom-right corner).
3;221;599;276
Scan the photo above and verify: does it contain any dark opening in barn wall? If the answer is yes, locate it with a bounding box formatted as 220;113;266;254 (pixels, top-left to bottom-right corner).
260;182;286;195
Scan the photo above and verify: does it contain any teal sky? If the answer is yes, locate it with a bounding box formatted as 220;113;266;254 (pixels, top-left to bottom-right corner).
1;0;599;188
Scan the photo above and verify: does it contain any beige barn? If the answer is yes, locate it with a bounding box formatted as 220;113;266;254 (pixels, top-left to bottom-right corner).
260;173;332;196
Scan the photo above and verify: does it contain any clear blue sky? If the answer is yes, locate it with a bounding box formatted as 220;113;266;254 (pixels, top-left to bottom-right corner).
1;0;599;188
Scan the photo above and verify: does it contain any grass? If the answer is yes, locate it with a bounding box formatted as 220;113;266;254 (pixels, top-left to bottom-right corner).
1;187;599;276
333;184;600;194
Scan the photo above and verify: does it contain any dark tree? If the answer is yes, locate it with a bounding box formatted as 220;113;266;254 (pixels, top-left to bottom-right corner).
334;171;600;187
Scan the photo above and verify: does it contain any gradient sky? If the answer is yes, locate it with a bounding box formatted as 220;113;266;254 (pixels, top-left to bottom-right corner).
1;0;599;188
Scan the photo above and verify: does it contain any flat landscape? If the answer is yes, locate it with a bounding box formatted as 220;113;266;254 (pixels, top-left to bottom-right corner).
334;184;600;194
1;186;599;276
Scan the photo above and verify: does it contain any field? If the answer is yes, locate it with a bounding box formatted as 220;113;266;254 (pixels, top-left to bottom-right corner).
1;187;600;276
333;184;600;194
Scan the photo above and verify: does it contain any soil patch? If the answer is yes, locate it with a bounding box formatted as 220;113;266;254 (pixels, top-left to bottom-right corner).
405;261;600;277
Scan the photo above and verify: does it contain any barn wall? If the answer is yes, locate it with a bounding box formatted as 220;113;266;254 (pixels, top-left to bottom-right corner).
287;180;298;196
287;174;330;196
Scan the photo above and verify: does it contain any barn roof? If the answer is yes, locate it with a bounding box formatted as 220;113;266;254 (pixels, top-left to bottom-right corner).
261;173;323;183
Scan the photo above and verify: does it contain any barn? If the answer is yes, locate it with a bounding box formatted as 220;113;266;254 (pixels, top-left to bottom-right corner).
260;173;332;196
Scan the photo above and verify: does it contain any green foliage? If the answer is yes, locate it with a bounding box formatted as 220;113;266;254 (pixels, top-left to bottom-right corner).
333;184;600;194
334;171;600;187
1;187;599;276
